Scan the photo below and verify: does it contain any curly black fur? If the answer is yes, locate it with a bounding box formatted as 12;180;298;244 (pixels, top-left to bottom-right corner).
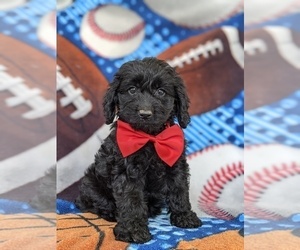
75;57;201;243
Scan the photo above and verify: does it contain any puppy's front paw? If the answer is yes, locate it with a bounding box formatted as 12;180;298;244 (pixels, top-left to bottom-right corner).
170;211;202;228
113;222;152;243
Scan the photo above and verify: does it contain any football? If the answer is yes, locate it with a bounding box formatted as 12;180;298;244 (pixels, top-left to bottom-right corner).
0;34;56;193
158;26;243;116
244;27;300;110
57;35;110;192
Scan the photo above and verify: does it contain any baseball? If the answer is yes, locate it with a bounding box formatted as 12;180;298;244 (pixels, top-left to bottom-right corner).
37;11;56;50
80;4;145;59
188;144;244;219
144;0;242;28
245;0;300;26
244;144;300;219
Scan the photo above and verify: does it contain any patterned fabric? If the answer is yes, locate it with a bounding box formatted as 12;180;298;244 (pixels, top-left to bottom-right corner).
0;0;55;57
243;3;300;246
245;90;300;146
2;0;299;249
185;92;244;154
56;211;243;250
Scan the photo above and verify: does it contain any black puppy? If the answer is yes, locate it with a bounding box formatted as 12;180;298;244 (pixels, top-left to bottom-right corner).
75;57;201;243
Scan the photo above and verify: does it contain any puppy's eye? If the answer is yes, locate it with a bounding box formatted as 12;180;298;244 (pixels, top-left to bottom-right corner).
128;87;137;95
156;89;165;97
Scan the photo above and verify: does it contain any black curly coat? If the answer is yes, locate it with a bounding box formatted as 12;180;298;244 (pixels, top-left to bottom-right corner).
75;57;201;243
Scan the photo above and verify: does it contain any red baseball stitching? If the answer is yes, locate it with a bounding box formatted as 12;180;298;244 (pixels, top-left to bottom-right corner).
244;161;300;220
198;161;244;220
87;7;144;42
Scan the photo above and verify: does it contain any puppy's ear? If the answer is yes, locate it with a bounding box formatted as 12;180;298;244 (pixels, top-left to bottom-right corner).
103;76;120;124
174;77;190;128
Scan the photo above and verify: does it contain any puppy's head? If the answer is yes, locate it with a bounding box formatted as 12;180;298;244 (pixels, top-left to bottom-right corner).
103;57;190;132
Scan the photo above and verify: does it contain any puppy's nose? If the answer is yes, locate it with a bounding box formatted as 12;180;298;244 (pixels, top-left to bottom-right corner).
138;109;152;119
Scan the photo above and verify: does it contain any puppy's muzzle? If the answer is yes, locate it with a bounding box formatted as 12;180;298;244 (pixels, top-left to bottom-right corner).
138;109;153;119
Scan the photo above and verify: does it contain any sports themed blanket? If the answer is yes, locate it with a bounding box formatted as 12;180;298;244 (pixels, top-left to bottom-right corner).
0;0;300;249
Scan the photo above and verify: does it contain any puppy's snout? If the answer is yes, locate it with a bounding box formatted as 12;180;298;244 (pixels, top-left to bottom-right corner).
138;109;153;119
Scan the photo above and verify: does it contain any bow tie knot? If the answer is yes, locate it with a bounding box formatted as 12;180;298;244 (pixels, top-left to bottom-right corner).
116;120;184;167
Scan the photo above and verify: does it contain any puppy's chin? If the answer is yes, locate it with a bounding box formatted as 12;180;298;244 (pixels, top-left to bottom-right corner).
120;118;170;135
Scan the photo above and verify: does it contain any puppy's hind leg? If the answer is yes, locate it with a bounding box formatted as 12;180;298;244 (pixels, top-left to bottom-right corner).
75;192;116;222
75;165;116;222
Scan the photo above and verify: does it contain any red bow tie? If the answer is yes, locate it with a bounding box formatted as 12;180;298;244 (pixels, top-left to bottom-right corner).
116;120;184;167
